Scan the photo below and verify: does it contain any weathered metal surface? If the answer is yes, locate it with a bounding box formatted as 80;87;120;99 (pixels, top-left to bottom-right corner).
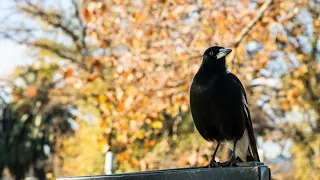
58;162;271;180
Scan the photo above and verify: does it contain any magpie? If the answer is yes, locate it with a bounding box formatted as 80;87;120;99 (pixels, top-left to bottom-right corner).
190;46;260;167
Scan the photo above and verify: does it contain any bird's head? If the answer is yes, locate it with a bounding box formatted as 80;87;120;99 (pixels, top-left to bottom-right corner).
202;46;232;63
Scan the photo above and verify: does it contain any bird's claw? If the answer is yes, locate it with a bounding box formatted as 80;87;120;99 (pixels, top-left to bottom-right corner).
206;155;239;168
223;159;239;167
207;159;221;168
229;160;238;167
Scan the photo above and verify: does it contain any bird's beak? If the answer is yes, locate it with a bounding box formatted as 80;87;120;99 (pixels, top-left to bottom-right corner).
216;48;232;59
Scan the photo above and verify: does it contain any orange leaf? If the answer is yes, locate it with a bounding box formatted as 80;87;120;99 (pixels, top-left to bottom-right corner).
65;68;74;78
23;86;37;97
81;8;90;23
13;94;20;101
282;101;289;110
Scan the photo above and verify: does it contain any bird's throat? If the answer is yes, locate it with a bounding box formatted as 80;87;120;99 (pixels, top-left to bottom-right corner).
203;59;226;71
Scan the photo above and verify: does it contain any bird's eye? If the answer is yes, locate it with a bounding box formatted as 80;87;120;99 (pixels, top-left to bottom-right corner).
209;51;214;56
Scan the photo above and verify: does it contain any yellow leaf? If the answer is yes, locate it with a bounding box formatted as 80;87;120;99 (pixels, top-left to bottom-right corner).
125;86;134;94
151;121;163;129
297;54;305;61
132;38;141;49
98;94;107;103
135;12;145;22
137;130;145;139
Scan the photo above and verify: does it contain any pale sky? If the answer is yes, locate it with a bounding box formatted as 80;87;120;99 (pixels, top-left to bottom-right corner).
0;40;33;77
0;0;73;77
0;1;33;77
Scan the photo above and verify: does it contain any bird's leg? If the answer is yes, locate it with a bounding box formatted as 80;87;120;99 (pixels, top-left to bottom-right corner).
223;141;239;167
230;141;238;166
207;142;221;168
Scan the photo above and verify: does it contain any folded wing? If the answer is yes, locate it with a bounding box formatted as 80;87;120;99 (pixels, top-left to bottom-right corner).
227;72;260;162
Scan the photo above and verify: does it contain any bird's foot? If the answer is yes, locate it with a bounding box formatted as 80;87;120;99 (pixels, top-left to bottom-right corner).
229;160;239;167
206;159;221;168
222;158;239;167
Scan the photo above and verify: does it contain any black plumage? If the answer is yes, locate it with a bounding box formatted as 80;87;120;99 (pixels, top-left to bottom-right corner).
190;46;260;167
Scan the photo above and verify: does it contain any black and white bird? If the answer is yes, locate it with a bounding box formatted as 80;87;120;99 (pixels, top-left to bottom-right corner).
190;46;260;167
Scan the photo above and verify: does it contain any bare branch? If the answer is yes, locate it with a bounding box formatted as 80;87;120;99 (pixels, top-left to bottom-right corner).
233;0;274;47
18;1;84;55
33;42;88;71
229;0;274;66
72;0;88;59
0;30;89;71
0;0;94;72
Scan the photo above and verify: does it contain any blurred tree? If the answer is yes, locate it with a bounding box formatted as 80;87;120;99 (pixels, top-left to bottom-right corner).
0;0;112;179
264;0;320;178
1;0;279;175
0;86;8;178
81;0;320;177
4;60;74;179
80;0;276;171
55;120;105;177
0;0;105;178
0;0;89;70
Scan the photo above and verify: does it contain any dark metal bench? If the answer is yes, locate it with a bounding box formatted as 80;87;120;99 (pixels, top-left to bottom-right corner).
58;162;270;180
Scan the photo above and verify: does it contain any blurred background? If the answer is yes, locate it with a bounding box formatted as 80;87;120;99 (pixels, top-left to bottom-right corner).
0;0;319;179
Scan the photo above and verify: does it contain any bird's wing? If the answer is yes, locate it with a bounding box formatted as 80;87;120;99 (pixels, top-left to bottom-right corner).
227;72;260;162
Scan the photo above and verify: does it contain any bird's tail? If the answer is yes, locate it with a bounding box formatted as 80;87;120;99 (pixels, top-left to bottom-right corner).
245;106;260;162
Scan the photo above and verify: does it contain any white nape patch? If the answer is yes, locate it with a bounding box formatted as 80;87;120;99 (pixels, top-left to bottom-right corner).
226;129;250;162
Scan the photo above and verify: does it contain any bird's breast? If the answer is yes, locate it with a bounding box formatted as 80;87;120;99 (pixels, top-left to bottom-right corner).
190;71;245;141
